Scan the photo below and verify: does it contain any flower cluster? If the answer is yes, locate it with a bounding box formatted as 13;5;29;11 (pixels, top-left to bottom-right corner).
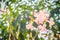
26;9;55;32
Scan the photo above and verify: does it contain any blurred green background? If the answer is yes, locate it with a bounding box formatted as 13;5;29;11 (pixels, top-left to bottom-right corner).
0;0;60;40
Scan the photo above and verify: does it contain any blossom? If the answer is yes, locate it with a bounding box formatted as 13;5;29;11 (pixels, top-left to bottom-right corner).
34;9;49;25
38;25;43;30
26;23;34;30
34;16;43;25
26;9;54;32
33;12;39;17
49;17;55;27
41;24;47;32
38;24;47;32
39;9;49;21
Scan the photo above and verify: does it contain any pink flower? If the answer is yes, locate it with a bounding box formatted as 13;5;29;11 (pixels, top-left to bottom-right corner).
39;9;49;21
38;24;47;32
38;25;43;30
34;16;43;25
34;9;49;25
26;23;34;30
34;14;49;25
49;17;55;26
33;12;39;17
41;24;47;32
26;9;54;32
